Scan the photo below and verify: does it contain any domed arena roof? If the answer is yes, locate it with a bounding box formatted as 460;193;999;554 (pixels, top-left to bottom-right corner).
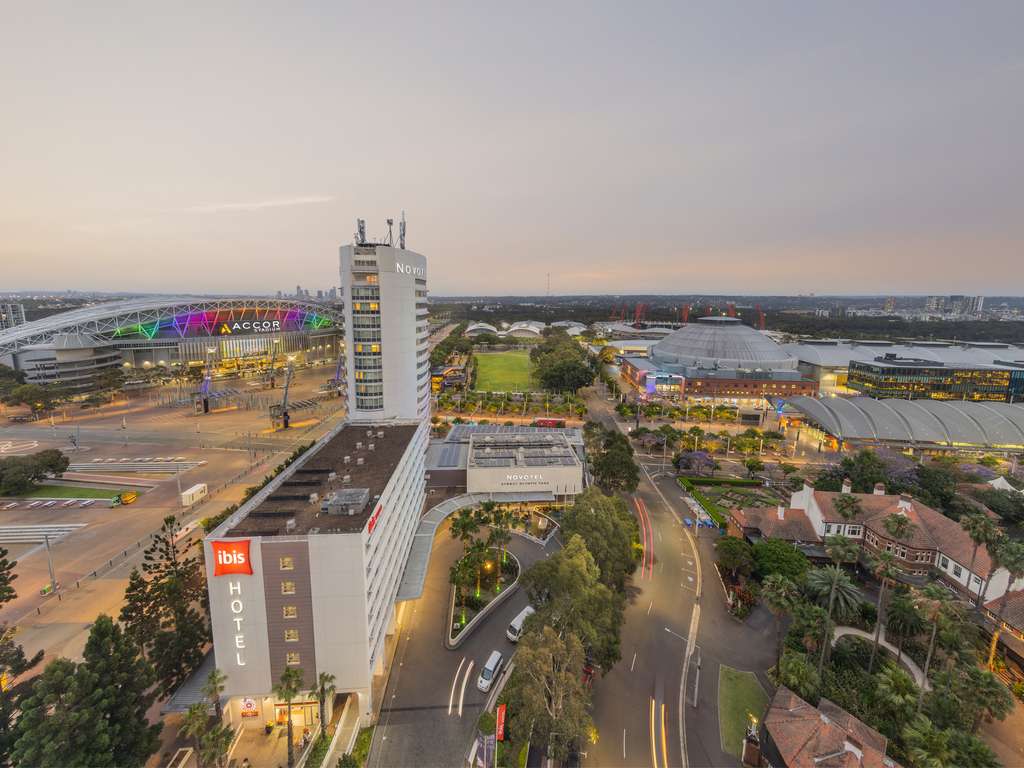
650;317;797;370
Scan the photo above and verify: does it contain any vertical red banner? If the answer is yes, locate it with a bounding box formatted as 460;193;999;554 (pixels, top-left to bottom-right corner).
495;703;506;741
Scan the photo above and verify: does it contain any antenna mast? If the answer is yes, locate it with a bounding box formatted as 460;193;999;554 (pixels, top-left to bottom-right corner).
355;219;367;245
399;211;406;249
385;218;394;246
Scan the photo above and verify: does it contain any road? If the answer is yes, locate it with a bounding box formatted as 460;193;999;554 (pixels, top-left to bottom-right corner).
368;521;559;768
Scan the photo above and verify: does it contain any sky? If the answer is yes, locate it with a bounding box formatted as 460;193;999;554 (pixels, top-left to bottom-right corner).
1;2;1022;297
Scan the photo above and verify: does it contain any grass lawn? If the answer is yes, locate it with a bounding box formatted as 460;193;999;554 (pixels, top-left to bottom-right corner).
21;484;123;499
474;351;535;392
718;665;768;758
351;726;374;766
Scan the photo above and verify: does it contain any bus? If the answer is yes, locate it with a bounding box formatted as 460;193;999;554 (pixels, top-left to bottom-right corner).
532;418;566;428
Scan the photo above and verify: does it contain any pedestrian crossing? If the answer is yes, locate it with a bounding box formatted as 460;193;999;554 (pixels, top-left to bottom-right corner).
0;524;86;544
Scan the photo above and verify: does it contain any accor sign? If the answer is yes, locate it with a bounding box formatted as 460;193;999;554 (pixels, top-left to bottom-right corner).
212;539;253;576
219;320;283;335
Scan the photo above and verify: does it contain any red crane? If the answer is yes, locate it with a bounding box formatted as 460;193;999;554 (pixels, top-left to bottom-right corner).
727;302;736;318
680;304;690;324
756;304;766;330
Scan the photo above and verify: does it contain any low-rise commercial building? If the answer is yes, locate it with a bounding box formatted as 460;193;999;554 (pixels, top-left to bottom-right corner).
847;354;1024;403
204;419;428;731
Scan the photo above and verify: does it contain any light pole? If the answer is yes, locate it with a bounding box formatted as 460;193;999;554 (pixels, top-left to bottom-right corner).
44;535;57;594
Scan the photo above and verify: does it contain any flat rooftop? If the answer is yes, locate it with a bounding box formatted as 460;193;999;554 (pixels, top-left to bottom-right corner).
468;432;581;469
225;423;418;537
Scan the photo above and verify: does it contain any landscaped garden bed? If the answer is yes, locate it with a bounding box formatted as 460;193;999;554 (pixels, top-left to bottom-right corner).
449;547;520;642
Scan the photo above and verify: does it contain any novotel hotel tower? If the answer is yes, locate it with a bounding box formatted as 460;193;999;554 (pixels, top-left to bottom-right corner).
340;239;431;423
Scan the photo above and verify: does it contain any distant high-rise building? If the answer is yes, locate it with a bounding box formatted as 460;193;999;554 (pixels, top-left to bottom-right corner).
0;303;26;330
340;232;429;422
316;289;324;300
884;297;896;314
295;284;303;298
925;296;945;313
276;290;283;299
965;295;985;315
947;295;965;314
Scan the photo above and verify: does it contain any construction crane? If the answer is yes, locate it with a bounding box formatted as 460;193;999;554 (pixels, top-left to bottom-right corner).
681;303;691;324
755;304;766;330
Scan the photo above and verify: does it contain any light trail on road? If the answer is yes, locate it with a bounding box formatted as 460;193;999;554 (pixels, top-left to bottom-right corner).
448;657;466;715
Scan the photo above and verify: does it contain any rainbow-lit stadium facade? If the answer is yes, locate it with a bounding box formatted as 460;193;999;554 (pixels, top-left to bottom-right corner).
0;297;344;389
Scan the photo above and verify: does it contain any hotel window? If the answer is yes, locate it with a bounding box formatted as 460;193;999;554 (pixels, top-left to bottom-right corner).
286;652;301;666
281;580;296;595
279;556;294;571
283;606;298;619
824;524;832;534
284;629;300;643
953;564;963;578
940;555;949;569
847;526;862;537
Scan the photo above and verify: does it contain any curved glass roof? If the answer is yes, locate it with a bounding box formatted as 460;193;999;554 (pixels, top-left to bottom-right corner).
786;396;1024;448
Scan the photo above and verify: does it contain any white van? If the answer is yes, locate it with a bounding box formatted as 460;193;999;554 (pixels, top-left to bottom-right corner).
506;606;535;643
477;650;504;693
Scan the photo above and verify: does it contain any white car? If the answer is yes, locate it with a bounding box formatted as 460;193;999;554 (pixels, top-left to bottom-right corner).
477;650;504;693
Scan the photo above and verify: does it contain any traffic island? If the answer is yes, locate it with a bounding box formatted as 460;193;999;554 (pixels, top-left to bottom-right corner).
447;548;521;648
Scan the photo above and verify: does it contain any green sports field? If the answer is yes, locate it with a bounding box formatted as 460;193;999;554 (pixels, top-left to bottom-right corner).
21;484;124;499
473;351;535;392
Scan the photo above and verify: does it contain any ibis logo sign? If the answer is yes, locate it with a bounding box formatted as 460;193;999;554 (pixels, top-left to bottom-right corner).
212;539;253;576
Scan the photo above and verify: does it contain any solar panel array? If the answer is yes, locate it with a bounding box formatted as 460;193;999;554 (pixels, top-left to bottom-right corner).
437;443;463;468
447;424;584;444
523;456;577;466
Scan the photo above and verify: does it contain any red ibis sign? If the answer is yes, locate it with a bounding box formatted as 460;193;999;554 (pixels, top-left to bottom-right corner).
496;704;506;741
211;539;253;576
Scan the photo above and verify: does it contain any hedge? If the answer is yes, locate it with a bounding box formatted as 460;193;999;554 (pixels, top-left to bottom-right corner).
685;476;760;488
677;477;727;526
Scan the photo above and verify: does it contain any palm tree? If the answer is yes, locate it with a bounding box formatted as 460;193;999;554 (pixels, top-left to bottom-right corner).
886;593;924;664
449;508;480;552
833;494;862;522
883;512;917;543
868;551;898;673
913;584;949;713
762;574;799;673
486;505;514;569
903;714;953;768
978;530;1008;608
449;555;476;626
961;514;998;606
805;567;862;621
817;534;861;676
316;671;336;735
201;668;227;721
986;538;1024;669
273;667;305;768
875;665;917;723
467;539;489;597
181;702;209;768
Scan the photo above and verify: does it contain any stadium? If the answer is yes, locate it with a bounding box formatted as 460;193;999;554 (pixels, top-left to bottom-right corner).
0;297;344;390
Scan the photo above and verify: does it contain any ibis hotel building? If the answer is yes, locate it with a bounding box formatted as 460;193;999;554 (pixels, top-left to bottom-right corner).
204;229;429;732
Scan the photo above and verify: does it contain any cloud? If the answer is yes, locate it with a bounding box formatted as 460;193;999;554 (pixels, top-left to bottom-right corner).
182;196;335;214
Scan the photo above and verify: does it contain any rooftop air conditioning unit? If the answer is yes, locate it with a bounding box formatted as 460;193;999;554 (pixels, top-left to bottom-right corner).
356;441;363;449
285;518;297;533
356;457;365;466
368;443;375;451
342;474;351;484
377;431;384;439
344;456;351;464
309;493;319;504
328;472;337;482
366;429;373;437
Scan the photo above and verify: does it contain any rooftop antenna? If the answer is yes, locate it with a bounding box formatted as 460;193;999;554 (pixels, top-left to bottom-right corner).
399;211;406;249
356;219;366;245
385;218;394;246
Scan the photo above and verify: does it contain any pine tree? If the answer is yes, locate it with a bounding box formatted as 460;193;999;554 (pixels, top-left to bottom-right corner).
121;516;211;696
80;614;162;767
0;546;17;606
11;658;111;767
0;545;43;765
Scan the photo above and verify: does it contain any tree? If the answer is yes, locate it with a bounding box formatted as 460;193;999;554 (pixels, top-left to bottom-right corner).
914;585;949;713
11;658;105;767
198;723;234;768
202;668;228;722
521;535;624;671
0;547;17;607
449;554;476;626
79;615;161;767
948;731;1000;768
867;551;898;673
805;567;861;622
778;652;820;702
273;667;305;768
181;703;209;766
120;516;210;697
762;575;799;673
537;358;594;393
960;513;998;607
902;714;952;768
507;626;593;763
744;457;765;478
815;450;888;493
592;446;639;493
715;536;754;582
449;508;480;550
752;539;810;582
3;383;63;413
484;504;514;570
883;512;917;543
833;494;862;522
816;535;860;676
0;625;43;764
887;593;925;664
560;489;638;591
876;665;917;725
316;672;336;733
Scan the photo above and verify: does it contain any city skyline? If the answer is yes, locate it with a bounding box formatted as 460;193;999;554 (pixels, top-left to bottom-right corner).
2;3;1022;296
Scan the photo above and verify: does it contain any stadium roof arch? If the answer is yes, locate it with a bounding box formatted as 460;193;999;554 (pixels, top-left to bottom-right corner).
0;296;344;359
785;395;1024;450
